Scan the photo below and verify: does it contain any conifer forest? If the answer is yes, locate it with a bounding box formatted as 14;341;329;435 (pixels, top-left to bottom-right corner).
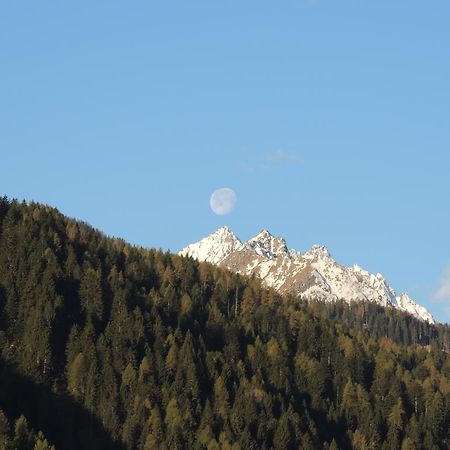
0;197;449;450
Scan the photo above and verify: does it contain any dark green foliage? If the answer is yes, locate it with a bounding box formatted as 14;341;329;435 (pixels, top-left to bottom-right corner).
0;196;449;449
0;409;55;450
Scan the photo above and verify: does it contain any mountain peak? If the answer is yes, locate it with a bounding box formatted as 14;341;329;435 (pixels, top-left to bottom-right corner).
179;226;241;264
179;228;435;323
246;229;288;258
213;225;236;238
252;229;272;239
304;244;331;260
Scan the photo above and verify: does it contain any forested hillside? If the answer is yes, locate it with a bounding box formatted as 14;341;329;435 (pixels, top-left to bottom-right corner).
0;197;449;450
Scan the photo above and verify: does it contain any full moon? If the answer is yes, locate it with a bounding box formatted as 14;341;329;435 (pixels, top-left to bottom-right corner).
210;188;237;215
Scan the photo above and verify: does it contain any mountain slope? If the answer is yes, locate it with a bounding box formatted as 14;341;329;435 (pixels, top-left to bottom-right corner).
179;227;435;323
0;197;449;450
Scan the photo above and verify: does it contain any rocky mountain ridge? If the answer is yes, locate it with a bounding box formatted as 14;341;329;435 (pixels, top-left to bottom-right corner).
179;226;435;324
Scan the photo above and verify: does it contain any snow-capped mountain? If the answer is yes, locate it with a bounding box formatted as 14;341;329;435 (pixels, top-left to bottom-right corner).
180;226;241;264
179;227;435;324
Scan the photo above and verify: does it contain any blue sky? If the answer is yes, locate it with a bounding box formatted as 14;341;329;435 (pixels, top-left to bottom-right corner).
1;1;449;322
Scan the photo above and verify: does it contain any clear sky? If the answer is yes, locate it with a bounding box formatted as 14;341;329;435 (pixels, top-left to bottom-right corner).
1;1;449;322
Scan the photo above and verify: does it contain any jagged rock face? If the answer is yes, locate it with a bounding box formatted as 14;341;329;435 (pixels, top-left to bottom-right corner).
179;227;435;324
180;226;241;264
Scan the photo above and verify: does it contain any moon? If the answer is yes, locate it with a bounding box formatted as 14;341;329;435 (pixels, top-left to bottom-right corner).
210;188;237;215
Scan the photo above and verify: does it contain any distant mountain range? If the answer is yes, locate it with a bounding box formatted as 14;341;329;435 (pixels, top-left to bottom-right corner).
179;226;435;324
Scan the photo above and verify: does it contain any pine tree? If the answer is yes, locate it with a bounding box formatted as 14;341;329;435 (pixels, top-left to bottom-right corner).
144;406;164;449
79;266;103;323
273;412;294;449
34;431;55;450
214;376;229;420
329;438;339;450
0;410;9;449
13;416;33;450
426;391;446;444
68;352;87;401
165;398;183;449
386;396;406;449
